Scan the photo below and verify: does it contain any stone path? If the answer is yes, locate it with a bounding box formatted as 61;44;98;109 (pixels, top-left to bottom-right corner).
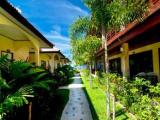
61;74;93;120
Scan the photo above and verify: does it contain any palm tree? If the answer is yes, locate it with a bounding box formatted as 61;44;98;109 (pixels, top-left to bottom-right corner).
74;0;148;119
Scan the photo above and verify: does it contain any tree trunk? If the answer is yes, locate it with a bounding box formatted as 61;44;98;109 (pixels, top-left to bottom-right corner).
112;95;115;120
28;102;32;120
102;24;109;73
102;24;110;120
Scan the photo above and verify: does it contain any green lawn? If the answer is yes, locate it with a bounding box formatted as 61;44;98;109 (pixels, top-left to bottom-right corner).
82;75;107;120
81;75;135;120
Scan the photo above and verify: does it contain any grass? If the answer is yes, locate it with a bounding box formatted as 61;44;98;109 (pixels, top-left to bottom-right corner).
82;75;107;120
81;74;135;120
50;89;69;120
83;87;99;120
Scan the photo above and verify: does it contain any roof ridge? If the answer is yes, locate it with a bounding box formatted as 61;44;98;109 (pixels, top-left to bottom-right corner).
0;0;54;47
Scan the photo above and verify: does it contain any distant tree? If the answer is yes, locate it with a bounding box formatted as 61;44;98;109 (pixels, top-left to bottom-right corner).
70;0;148;118
83;0;148;73
71;35;101;87
83;0;148;118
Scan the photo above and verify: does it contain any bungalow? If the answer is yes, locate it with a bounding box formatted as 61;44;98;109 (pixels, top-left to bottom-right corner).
0;0;53;66
96;0;160;81
39;48;70;73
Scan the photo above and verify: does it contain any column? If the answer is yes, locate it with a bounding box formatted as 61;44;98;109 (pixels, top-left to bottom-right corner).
35;47;40;66
152;48;160;81
55;61;57;69
50;54;55;73
121;43;130;79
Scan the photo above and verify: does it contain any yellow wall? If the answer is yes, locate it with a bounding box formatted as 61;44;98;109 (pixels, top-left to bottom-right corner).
0;35;14;53
0;8;50;48
14;41;33;61
0;8;48;65
40;54;50;63
0;35;36;62
29;53;35;64
108;42;160;80
0;12;16;26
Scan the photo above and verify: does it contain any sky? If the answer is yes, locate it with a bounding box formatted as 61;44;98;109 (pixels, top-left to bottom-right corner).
8;0;89;59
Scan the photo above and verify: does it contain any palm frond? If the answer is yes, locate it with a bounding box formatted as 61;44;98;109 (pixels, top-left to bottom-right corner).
0;77;10;89
32;72;49;81
32;80;55;91
0;86;33;119
9;61;32;79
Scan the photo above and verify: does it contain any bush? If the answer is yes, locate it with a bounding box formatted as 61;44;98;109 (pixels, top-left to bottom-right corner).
53;65;74;86
92;71;160;119
0;55;58;120
110;75;160;119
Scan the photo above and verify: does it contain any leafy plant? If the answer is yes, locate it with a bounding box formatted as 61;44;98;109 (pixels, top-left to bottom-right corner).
133;95;160;119
0;55;57;120
53;65;74;86
150;83;160;97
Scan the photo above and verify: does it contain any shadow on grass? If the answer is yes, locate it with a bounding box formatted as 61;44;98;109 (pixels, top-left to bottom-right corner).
83;87;99;120
115;108;128;120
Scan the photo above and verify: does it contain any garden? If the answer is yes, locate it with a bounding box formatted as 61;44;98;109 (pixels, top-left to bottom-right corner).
81;69;160;120
0;55;74;120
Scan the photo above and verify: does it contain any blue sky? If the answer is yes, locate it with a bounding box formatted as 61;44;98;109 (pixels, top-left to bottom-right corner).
9;0;89;59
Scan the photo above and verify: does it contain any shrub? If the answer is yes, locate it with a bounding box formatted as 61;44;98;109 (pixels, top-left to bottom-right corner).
53;65;74;86
0;55;57;120
132;95;160;119
81;69;160;119
149;83;160;97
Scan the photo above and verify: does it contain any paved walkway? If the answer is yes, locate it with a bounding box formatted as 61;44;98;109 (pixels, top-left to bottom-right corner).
61;74;93;120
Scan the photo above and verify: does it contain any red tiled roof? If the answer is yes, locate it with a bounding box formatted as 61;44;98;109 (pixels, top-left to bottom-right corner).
107;0;160;47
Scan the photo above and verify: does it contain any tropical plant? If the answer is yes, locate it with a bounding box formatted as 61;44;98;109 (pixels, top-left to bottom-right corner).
53;65;74;86
150;84;160;98
132;95;160;119
0;55;56;120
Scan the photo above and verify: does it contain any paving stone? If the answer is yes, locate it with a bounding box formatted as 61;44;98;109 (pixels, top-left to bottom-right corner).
61;74;93;120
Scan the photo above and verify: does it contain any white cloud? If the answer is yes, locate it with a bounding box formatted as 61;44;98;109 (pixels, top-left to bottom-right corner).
62;2;89;16
15;7;22;14
54;42;71;52
45;25;70;42
23;0;89;24
44;28;71;56
45;34;70;42
51;25;61;35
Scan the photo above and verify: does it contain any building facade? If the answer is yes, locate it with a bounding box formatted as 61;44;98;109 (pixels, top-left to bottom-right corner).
96;0;160;81
40;48;70;73
0;0;53;66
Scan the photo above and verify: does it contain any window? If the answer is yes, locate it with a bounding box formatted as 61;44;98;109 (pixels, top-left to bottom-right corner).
129;50;153;77
41;60;46;69
1;50;13;61
109;58;121;75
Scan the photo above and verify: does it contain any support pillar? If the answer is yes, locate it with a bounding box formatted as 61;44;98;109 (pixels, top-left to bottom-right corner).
55;61;57;69
121;43;130;79
35;47;40;66
152;48;160;81
50;54;55;73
